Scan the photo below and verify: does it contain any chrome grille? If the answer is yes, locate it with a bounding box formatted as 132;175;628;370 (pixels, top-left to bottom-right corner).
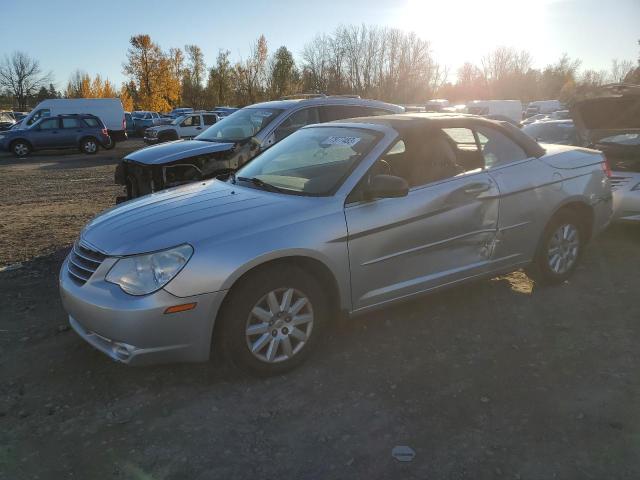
67;241;106;285
610;175;631;190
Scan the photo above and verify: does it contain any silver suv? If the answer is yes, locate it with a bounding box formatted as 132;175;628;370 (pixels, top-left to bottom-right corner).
115;95;403;200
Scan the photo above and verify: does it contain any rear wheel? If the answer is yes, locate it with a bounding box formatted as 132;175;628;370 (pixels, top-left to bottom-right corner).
527;212;585;284
80;137;99;154
218;264;327;376
11;140;31;157
102;137;115;150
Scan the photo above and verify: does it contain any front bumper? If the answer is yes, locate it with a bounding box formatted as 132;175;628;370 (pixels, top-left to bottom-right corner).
143;136;160;145
59;256;228;365
611;172;640;222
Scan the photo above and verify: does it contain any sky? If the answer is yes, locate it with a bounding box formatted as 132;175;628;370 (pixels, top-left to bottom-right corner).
1;0;638;89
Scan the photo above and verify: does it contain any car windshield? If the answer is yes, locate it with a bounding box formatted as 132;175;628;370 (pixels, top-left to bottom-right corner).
599;133;640;145
234;126;379;196
196;107;283;142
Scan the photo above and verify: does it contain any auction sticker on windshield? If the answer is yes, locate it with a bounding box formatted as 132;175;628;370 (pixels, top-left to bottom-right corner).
321;136;361;147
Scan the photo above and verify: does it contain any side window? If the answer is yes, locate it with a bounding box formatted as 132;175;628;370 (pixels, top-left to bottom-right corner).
62;118;81;129
27;109;51;126
181;115;200;127
364;108;395;116
273;107;319;142
442;127;484;172
320;105;367;122
475;127;528;168
83;118;100;128
38;118;59;130
203;114;217;126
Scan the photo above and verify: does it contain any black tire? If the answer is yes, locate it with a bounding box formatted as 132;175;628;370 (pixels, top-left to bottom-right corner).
526;211;586;285
80;137;99;155
103;137;115;150
217;264;328;377
11;140;31;157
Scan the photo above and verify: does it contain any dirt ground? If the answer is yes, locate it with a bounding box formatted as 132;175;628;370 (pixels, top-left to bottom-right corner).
1;145;640;479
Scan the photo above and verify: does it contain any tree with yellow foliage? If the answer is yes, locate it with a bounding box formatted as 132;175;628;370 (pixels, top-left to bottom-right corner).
123;34;181;112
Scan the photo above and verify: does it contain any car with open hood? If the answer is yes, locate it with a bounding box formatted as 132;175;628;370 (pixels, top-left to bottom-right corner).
114;96;404;201
60;113;612;375
572;83;640;222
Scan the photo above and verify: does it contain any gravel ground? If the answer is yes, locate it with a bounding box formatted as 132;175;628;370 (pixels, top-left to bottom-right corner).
1;145;639;479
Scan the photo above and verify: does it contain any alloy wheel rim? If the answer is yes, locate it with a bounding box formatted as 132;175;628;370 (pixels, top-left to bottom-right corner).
547;223;580;274
15;144;27;155
245;287;314;363
85;141;97;153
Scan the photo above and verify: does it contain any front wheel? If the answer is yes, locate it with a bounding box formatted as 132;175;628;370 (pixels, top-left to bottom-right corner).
80;137;99;155
527;212;585;284
11;140;31;157
218;265;327;376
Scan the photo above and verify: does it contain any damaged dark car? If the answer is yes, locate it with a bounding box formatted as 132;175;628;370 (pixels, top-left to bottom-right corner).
114;97;404;201
572;83;640;222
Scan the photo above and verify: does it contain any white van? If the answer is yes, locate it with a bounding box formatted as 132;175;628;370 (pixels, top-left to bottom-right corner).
20;98;126;144
466;100;523;123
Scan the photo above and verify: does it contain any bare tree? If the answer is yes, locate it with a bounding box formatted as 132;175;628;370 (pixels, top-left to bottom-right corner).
0;51;51;110
610;59;635;83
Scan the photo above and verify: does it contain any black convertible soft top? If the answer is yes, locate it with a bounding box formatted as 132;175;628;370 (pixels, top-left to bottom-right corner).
342;113;546;158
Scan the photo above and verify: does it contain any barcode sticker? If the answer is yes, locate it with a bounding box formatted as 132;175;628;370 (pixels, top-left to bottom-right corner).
321;136;361;147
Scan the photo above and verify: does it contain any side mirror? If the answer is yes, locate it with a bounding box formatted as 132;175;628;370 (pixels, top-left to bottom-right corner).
365;174;409;200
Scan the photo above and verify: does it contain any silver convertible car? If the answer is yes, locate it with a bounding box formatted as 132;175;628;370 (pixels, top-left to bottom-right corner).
59;114;612;375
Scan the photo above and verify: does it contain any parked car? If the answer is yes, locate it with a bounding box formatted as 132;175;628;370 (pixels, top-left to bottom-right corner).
143;111;219;145
522;120;580;145
168;107;194;118
572;83;640;222
116;96;404;200
0;114;111;156
524;100;562;118
424;99;449;112
466;100;522;123
131;111;165;135
212;107;239;118
16;98;126;147
60;113;612;375
12;112;28;122
124;112;136;136
521;113;549;126
0;111;16;131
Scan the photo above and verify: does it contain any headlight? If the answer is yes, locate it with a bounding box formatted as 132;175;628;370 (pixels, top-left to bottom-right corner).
106;244;193;295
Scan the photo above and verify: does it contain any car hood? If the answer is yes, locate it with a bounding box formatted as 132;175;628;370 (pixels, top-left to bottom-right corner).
571;83;640;144
123;139;236;165
80;179;333;256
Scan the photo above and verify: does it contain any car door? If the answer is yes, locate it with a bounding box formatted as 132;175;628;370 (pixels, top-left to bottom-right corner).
476;125;553;265
59;117;84;147
345;128;500;311
30;118;63;148
179;114;202;138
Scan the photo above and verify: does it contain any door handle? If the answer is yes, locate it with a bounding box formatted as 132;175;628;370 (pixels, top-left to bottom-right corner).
464;183;491;194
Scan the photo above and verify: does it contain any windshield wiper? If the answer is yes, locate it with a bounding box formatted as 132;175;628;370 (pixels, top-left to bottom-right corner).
237;176;285;193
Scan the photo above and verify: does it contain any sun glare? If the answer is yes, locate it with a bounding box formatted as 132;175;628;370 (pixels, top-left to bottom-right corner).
398;0;550;74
